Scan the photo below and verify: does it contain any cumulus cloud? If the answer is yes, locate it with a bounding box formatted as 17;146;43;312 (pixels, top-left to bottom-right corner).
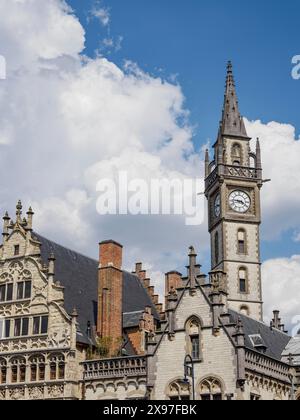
0;0;299;319
246;119;300;240
262;256;300;334
0;0;203;279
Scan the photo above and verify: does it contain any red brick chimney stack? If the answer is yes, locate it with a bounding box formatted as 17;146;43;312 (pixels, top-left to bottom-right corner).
97;240;123;356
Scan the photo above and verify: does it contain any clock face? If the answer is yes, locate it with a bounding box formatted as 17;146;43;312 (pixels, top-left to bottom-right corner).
214;194;221;217
229;191;251;213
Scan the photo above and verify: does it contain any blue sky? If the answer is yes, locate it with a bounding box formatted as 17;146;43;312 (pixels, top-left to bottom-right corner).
68;0;299;141
1;0;300;322
67;0;300;264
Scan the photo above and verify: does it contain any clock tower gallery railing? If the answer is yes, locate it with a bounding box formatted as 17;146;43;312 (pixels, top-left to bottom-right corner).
205;165;260;190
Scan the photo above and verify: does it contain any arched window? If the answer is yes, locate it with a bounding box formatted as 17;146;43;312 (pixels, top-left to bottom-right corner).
0;358;7;385
186;317;202;361
199;377;223;400
10;357;26;383
240;305;250;316
238;229;246;254
239;268;248;294
231;143;242;166
214;232;219;265
167;380;191;401
29;355;46;382
49;354;65;381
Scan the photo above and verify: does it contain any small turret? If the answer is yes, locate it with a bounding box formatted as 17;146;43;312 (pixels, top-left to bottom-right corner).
26;207;34;231
188;246;197;293
2;211;10;240
205;149;210;178
16;200;23;223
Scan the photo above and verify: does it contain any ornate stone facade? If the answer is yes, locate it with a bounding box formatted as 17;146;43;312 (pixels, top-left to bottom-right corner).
1;63;299;401
0;203;84;400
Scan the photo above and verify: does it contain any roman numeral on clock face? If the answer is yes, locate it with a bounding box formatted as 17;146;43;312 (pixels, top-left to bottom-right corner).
229;190;251;213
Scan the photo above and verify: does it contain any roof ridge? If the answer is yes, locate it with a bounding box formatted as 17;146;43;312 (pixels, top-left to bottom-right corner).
33;232;98;264
229;309;290;337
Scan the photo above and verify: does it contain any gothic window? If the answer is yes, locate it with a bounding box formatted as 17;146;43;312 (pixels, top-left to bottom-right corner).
14;317;29;337
16;280;32;300
214;232;219;265
186;317;202;361
167;380;191;400
33;316;48;335
14;245;20;256
231;143;242;166
10;357;26;383
237;229;247;254
29;355;46;382
0;318;11;339
49;354;65;381
199;377;223;400
0;358;7;385
239;268;248;294
0;283;13;302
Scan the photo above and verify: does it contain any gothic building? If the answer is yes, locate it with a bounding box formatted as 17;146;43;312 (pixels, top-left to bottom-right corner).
0;63;299;400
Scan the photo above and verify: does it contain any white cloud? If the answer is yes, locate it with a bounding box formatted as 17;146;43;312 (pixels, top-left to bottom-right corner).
245;119;300;240
1;0;300;324
0;0;202;272
262;255;300;333
90;2;110;27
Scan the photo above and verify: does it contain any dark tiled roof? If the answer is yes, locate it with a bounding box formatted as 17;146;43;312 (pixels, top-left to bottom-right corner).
123;311;144;329
123;271;160;321
34;234;159;345
34;233;98;345
229;310;291;361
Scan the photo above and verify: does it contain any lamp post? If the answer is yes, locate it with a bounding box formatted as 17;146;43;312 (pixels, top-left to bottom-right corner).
183;354;195;400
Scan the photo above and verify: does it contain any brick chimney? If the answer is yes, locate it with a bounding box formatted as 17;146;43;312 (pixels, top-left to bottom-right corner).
97;240;123;356
165;271;182;308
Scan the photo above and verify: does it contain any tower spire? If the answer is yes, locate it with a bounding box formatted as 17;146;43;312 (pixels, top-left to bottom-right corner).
220;61;248;139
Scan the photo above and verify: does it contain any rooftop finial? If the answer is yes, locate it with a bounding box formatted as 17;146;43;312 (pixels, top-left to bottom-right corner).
16;200;22;222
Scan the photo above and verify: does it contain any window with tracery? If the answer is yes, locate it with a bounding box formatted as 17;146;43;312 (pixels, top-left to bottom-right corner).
10;357;26;384
167;380;191;400
186;317;202;361
29;355;46;382
199;377;223;400
0;358;7;384
49;354;65;381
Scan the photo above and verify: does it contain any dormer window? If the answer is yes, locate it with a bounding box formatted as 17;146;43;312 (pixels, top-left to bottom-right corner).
14;245;20;256
249;334;267;352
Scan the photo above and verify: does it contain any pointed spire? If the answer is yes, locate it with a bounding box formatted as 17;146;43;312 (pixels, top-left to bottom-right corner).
26;206;34;231
219;61;248;139
2;211;10;238
188;246;197;291
205;149;210;178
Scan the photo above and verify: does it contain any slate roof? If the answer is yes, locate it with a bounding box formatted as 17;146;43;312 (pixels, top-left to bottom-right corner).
123;311;144;329
229;310;291;361
282;336;300;366
34;233;159;345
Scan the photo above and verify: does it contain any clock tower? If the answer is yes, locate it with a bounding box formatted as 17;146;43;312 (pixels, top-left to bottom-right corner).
205;62;263;321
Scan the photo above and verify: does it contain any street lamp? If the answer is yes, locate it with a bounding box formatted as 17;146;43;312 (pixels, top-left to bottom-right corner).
183;354;195;400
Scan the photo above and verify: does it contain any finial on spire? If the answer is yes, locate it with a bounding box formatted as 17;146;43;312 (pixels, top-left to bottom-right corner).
16;200;22;223
26;206;34;231
205;149;210;178
188;246;197;291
